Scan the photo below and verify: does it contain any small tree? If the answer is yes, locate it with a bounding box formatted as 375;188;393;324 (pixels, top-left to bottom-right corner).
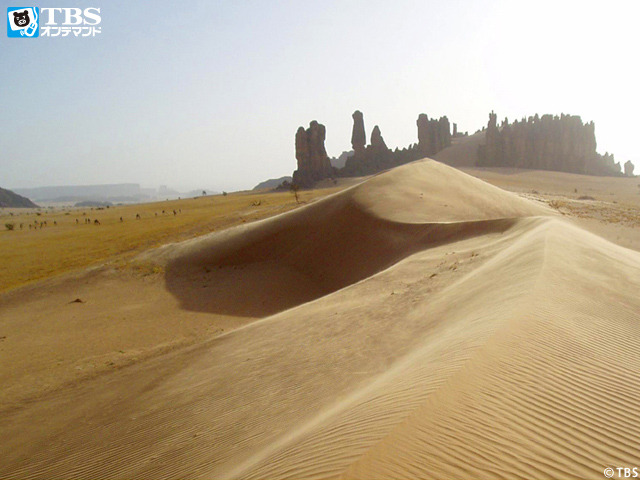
222;191;228;196
202;190;206;196
290;182;300;204
5;223;15;231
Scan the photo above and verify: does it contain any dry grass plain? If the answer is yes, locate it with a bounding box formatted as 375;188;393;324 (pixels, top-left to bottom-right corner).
0;186;345;293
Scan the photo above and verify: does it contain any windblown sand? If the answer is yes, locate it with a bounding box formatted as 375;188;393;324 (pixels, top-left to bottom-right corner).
1;160;639;479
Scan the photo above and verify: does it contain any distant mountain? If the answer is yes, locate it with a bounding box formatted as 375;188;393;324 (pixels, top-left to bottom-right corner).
253;176;292;190
0;187;38;208
157;185;181;197
10;183;223;204
185;189;221;198
74;200;113;208
13;183;145;203
331;150;354;169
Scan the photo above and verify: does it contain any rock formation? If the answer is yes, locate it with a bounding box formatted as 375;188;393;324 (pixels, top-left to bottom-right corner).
351;110;366;159
438;117;452;151
343;123;393;176
342;110;368;174
478;111;501;167
370;126;386;149
477;112;622;176
624;160;635;177
366;125;392;170
340;110;454;177
417;113;452;156
292;120;334;187
295;110;456;181
416;114;430;155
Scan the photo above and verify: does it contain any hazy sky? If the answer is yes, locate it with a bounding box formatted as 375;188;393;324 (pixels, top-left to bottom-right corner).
2;0;638;192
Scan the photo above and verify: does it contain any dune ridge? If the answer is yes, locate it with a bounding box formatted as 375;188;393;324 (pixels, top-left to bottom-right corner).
157;160;551;317
1;160;639;480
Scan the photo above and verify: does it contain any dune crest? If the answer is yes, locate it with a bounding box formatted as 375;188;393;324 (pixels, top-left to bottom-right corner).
351;159;552;222
2;160;639;480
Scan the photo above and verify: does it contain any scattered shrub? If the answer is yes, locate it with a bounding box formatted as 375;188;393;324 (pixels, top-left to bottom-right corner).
5;223;15;231
578;195;595;200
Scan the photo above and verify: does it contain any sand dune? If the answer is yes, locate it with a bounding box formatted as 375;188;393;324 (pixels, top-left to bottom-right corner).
158;160;550;317
1;160;639;480
433;131;484;167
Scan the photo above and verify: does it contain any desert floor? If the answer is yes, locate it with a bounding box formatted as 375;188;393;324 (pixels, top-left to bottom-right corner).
1;159;639;479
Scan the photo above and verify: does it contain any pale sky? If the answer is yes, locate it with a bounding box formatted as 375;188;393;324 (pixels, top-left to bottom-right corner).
1;0;638;192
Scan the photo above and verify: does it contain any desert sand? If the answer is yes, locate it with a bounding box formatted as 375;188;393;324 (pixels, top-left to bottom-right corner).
1;159;640;479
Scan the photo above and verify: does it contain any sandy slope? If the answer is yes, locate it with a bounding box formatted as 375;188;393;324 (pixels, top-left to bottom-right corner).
459;166;640;253
433;131;484;167
1;160;640;480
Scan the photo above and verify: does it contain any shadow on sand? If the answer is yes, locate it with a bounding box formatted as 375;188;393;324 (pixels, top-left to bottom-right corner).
164;194;515;318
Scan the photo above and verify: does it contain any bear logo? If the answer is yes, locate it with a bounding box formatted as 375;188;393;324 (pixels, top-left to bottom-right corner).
13;10;30;28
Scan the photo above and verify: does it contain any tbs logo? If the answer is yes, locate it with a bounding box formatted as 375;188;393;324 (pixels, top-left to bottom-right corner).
7;7;101;38
7;7;39;37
